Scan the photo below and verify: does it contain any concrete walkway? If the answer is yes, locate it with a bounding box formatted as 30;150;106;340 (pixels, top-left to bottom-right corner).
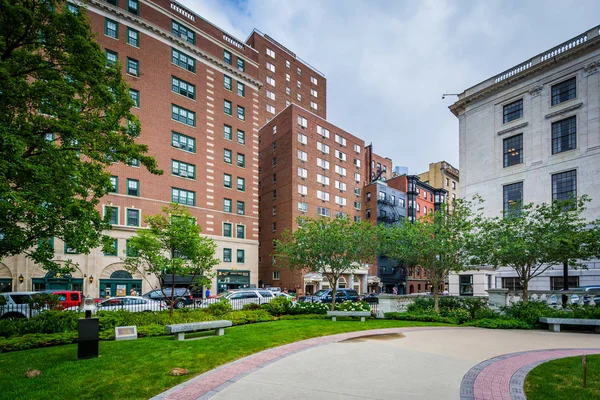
153;327;600;400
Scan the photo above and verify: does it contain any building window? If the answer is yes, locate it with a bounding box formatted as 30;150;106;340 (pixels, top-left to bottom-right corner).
127;0;139;15
237;249;245;263
298;167;308;179
237;153;245;168
223;198;232;213
171;48;195;72
552;170;577;201
237;177;245;191
171;160;195;179
172;188;195;206
503;99;523;123
224;100;232;116
171;20;195;44
266;48;275;58
222;124;232;141
503;134;523;167
317;142;329;154
127;27;139;47
298;133;308;145
502;277;523;291
109;176;118;193
172;131;195;153
317;207;330;217
266;104;275;114
223;223;232;237
237;201;245;215
503;182;523;216
266;90;275;100
105;206;118;225
172;76;195;99
223;149;232;164
171;104;195;126
354;201;361;210
551;77;576;106
126;209;140;226
298;116;308;128
366;209;371;218
237;58;245;72
459;275;473;296
125;239;138;257
335;134;347;146
272;271;280;280
129;89;139;107
236;224;245;239
237;106;245;120
298;184;308;196
298;202;308;213
104;239;118;256
237;81;245;97
126;57;139;76
223;248;232;262
127;179;139;196
266;76;275;86
223;49;232;65
551;116;576;154
105;18;118;39
550;276;579;291
298;150;307;162
223;173;232;188
67;2;79;14
105;49;118;66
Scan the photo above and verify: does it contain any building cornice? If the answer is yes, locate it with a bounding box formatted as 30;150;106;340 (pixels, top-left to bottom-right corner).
497;122;529;136
450;26;600;117
544;102;583;119
86;0;263;89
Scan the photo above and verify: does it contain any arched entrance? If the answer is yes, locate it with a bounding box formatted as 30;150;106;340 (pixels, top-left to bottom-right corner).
409;284;415;294
99;267;142;298
0;263;12;293
32;271;83;292
337;277;347;289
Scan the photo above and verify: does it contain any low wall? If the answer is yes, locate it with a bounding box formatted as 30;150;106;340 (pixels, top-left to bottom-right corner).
376;294;489;313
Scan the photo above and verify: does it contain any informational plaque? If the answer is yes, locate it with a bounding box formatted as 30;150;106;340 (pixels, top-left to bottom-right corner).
115;326;137;341
116;285;126;296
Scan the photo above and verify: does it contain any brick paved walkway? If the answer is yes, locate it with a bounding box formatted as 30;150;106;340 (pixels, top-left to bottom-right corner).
460;348;600;400
151;327;451;400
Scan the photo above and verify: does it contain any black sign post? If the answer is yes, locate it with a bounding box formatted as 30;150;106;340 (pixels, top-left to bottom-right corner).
78;297;99;360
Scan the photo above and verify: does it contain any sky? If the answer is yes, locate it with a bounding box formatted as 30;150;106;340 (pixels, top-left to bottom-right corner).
180;0;600;175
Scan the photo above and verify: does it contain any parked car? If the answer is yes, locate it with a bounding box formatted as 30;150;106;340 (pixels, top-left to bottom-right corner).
65;296;166;312
42;290;82;310
569;286;600;305
362;293;379;304
142;288;194;309
198;289;275;310
0;292;41;319
299;289;360;303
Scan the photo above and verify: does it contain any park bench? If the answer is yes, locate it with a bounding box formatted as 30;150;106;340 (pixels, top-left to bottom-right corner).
327;311;371;322
165;320;232;341
539;317;600;334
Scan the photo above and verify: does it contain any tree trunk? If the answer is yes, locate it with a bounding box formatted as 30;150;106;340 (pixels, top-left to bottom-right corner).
170;268;175;317
522;279;529;304
562;260;569;307
330;276;337;311
433;282;439;312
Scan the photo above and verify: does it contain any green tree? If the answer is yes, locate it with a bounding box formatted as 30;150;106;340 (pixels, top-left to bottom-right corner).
0;0;161;273
478;196;600;304
380;198;482;312
124;204;219;316
274;216;379;311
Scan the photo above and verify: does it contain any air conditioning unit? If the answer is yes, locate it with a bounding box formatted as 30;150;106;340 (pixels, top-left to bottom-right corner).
172;141;180;147
180;171;188;177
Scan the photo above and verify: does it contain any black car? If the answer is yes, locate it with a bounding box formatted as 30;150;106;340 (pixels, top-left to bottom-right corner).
299;289;360;303
142;288;193;309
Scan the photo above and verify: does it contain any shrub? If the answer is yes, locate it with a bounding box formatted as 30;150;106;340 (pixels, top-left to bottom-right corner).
278;314;329;320
137;324;168;338
501;301;560;327
407;296;489;320
474;307;500;320
288;301;329;315
261;297;290;316
447;308;472;324
467;318;533;329
225;310;273;325
0;332;78;353
241;303;263;311
335;300;371;312
207;299;233;316
384;312;455;324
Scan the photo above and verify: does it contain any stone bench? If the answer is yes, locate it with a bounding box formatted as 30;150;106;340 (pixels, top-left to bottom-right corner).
539;317;600;334
165;320;232;341
327;311;371;322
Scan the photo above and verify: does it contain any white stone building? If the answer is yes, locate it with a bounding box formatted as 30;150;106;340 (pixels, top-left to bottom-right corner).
450;25;600;291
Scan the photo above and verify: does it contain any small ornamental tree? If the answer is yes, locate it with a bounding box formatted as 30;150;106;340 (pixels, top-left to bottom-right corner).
274;216;379;311
478;196;600;303
0;0;161;274
125;204;219;316
380;198;482;312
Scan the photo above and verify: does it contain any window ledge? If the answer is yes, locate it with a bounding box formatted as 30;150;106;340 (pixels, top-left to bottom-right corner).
497;122;528;136
545;102;583;119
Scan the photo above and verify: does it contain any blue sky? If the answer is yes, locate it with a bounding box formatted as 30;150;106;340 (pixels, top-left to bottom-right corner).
180;0;600;174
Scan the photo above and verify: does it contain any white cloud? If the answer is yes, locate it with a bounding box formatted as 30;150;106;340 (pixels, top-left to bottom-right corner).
181;0;600;175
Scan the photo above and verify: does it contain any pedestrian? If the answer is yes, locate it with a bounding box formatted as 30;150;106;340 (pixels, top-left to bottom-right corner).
130;288;137;296
205;288;211;299
392;287;398;295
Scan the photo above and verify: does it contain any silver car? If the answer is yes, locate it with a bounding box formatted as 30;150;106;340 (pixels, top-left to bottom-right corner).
199;289;275;310
66;296;166;312
0;292;41;319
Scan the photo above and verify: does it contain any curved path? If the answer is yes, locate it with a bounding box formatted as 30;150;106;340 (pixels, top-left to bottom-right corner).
153;327;599;400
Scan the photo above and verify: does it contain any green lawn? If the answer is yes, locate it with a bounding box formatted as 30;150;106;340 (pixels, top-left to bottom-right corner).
0;319;449;400
525;355;600;400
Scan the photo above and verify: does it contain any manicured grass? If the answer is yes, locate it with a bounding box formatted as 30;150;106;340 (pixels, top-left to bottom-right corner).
0;319;450;400
524;355;600;400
